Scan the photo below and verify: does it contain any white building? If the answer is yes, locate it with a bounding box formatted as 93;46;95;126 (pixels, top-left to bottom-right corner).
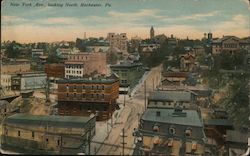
65;62;84;78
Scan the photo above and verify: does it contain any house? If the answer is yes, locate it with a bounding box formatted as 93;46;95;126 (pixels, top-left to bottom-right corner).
31;49;44;59
180;53;196;72
57;77;119;121
56;48;73;60
193;45;205;56
11;72;47;91
161;71;189;86
147;90;197;110
1;113;96;155
137;108;205;155
139;43;160;57
65;52;107;78
110;62;145;94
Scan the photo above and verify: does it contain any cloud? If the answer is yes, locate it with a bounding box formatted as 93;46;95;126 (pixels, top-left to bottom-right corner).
1;15;27;24
179;11;220;20
213;14;248;37
107;9;165;20
34;17;81;25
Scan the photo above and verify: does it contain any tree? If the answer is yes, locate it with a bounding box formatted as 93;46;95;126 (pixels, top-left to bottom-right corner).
5;41;21;58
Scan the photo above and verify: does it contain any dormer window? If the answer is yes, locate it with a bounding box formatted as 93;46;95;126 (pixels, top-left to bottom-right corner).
153;136;160;145
169;127;176;135
185;128;192;137
167;138;173;147
153;124;160;132
191;141;197;151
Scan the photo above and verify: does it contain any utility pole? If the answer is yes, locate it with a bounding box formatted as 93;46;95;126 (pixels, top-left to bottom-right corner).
120;128;127;156
0;50;2;98
144;80;147;110
153;78;154;91
88;130;91;155
45;77;50;103
123;91;126;107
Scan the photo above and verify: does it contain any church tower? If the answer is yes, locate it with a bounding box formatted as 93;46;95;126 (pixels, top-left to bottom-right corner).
150;26;154;39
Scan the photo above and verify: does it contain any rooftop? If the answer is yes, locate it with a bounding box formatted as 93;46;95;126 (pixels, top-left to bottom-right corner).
141;108;203;127
57;78;118;84
110;62;142;68
148;90;194;102
5;113;94;128
226;130;250;143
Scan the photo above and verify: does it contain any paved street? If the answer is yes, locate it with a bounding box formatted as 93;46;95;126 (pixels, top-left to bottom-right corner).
96;64;162;155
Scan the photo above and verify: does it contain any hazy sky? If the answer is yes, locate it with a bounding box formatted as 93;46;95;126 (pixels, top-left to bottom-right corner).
1;0;250;43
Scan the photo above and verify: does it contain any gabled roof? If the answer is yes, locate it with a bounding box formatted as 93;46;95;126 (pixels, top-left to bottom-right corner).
212;36;241;43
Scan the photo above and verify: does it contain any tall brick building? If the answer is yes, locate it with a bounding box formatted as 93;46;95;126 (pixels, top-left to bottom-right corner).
57;77;119;121
65;52;107;78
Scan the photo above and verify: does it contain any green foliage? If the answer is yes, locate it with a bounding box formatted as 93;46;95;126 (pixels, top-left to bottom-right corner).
47;46;60;63
213;50;246;70
5;41;21;58
140;41;171;68
220;78;250;127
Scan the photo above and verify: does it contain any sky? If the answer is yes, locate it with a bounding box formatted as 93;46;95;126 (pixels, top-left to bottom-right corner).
1;0;250;43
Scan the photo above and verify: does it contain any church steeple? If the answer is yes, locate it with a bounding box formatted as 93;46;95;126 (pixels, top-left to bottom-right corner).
150;26;154;39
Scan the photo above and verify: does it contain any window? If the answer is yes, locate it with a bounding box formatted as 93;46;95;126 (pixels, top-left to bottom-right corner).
5;128;8;135
67;93;69;97
91;94;94;98
74;85;76;90
102;86;104;90
169;127;175;135
185;128;192;137
57;140;60;146
102;94;105;99
74;93;76;97
18;130;20;137
82;94;85;98
46;138;49;143
32;131;35;138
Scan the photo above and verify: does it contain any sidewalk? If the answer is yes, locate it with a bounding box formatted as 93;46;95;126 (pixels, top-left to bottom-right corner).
130;71;150;97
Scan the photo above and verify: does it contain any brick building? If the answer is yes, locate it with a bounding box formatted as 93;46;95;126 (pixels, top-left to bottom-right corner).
107;33;128;56
57;77;119;121
65;52;107;78
44;64;65;78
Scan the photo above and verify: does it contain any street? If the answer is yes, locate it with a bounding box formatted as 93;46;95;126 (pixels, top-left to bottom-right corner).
96;64;162;155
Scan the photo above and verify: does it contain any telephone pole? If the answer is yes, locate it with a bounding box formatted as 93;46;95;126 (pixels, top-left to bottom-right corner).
120;128;127;156
144;80;147;110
